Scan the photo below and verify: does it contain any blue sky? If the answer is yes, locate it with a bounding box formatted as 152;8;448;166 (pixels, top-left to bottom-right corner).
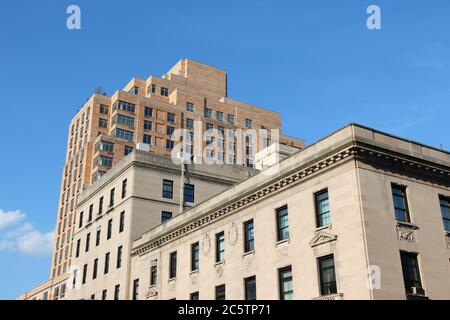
0;0;449;299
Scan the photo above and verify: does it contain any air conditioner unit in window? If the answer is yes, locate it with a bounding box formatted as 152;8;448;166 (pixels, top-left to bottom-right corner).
411;286;425;296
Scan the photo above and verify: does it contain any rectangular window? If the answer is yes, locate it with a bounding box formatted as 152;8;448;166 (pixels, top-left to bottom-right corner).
215;284;225;300
102;290;107;300
216;231;225;262
227;114;235;125
400;251;424;296
96;229;101;246
133;279;139;300
279;266;293;300
143;134;152;145
204;107;212;118
166;125;175;136
161;211;172;223
162;179;173;199
161;87;169;97
244;220;254;253
244;276;256;300
119;211;125;233
104;252;110;274
169;251;177;279
124;146;133;156
96;156;113;168
167;112;175;123
150;263;157;286
276;205;289;241
148;84;156;94
186;118;194;129
88;204;93;221
184;184;195;203
392;184;410;222
113;128;134;141
186;101;195;112
144;120;152;131
78;211;83;228
166;139;174;150
85;233;90;252
99;196;103;215
190;292;199;300
191;242;199;272
216;111;224;122
117;245;123;269
319;255;337;296
75;239;80;258
122;179;127;199
109;188;115;207
82;264;87;285
99;118;108;128
114;285;120;300
315;189;331;227
97;141;114;155
245;118;253;128
112;114;135;128
439;196;450;232
144;106;153;116
113;100;135;113
99;105;109;115
107;219;113;240
93;258;98;280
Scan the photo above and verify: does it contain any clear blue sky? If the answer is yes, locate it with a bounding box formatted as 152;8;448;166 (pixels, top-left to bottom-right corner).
0;0;449;299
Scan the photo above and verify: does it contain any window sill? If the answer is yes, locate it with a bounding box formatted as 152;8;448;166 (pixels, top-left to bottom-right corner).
190;270;199;275
214;260;225;267
312;293;343;300
315;224;332;232
276;239;290;246
168;277;176;282
396;221;419;230
243;250;255;257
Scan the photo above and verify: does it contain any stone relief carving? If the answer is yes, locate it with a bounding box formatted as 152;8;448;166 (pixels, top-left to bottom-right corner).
201;234;211;256
168;279;176;291
215;263;224;278
190;272;199;285
277;242;289;257
396;225;416;243
228;222;238;246
146;287;158;300
309;230;337;247
243;254;254;270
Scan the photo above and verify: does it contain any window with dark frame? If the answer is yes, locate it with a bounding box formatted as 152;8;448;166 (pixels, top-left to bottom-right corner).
102;290;107;300
190;292;199;300
132;279;139;300
215;284;225;300
78;211;83;228
161;211;172;223
216;232;225;262
244;220;254;253
93;258;98;280
169;251;177;279
85;233;90;252
114;284;120;300
439;196;450;232
150;262;157;286
315;189;331;227
109;188;115;207
104;252;110;274
117;246;123;269
162;179;173;199
278;266;293;300
119;211;125;233
400;251;424;296
318;255;337;296
276;206;289;241
184;184;195;203
75;239;80;258
121;179;127;199
191;242;199;272
244;276;257;300
107;219;112;240
161;87;169;97
96;229;101;246
392;184;410;222
82;264;87;285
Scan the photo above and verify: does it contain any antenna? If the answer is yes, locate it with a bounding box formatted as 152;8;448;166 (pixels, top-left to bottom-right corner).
93;86;106;95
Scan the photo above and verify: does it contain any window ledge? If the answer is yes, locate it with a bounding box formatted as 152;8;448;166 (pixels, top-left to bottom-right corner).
168;277;176;283
315;224;332;232
276;239;290;246
312;293;343;300
190;270;199;275
243;250;255;257
214;260;225;267
396;221;419;230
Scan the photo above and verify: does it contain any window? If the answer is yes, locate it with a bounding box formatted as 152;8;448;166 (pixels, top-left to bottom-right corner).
109;188;115;207
124;146;133;156
85;233;90;252
112;114;135;129
162;179;173;199
245;118;253;128
122;179;127;198
82;264;87;285
186;101;195;112
117;245;123;269
191;242;199;271
166;139;174;150
167;126;175;136
169;251;177;279
204;107;212;118
104;252;110;274
167;112;175;123
318;255;337;296
216;232;225;262
227;114;235;124
216;111;223;122
133;279;139;300
144;106;153;117
143;134;152;145
161;87;169;97
113;128;134;141
88;204;93;221
184;184;195;203
96;229;101;246
400;251;424;296
215;284;225;300
279;266;293;300
93;258;98;280
144;120;152;131
186;118;194;129
129;86;139;95
392;184;410;222
119;211;125;233
75;239;80;258
78;211;83;228
99;118;108;128
190;292;199;300
54;287;59;300
439;196;450;232
244;276;256;300
161;211;172;223
96;156;113;168
99;196;103;214
60;284;66;299
150;263;157;286
99;105;109;115
102;290;107;300
315;189;331;227
276;206;289;241
244;220;254;252
113;100;135;113
114;285;120;300
148;84;156;94
107;219;113;240
206;123;214;131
